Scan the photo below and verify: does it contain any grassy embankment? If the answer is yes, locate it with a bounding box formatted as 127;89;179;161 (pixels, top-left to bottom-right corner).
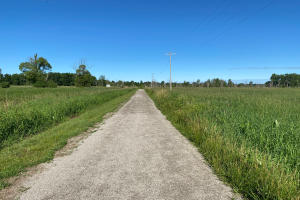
146;87;300;200
0;86;133;148
0;87;137;189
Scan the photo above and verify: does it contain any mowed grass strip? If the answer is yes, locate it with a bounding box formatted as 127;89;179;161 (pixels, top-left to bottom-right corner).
146;88;300;200
0;88;134;148
0;89;136;189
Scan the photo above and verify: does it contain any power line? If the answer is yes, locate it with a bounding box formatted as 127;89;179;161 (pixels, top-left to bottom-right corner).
157;1;251;78
158;0;233;79
176;0;258;54
175;0;278;60
156;60;170;79
170;0;227;51
156;56;168;72
173;0;236;51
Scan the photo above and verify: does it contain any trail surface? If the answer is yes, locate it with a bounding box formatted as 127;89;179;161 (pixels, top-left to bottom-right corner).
20;90;236;200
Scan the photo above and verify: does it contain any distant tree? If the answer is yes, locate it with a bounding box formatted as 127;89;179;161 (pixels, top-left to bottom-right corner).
11;74;21;85
183;81;190;87
267;73;300;88
4;74;12;84
196;79;200;87
72;58;94;87
249;81;254;87
204;79;211;87
228;79;234;87
220;79;226;87
161;81;165;87
75;66;93;87
0;69;3;82
19;53;52;84
98;75;106;86
238;83;245;87
212;78;220;87
116;80;122;87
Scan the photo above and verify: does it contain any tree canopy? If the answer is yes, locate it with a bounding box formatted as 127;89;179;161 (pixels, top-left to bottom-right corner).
19;53;52;83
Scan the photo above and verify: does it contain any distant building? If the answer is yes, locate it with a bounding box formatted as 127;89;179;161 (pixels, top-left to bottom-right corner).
106;84;110;87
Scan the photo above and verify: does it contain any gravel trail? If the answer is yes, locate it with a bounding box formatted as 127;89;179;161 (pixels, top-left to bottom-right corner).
20;89;237;200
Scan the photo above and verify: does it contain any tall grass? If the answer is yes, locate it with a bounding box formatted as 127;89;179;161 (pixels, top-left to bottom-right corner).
0;87;134;148
146;88;300;199
0;86;116;109
0;89;137;190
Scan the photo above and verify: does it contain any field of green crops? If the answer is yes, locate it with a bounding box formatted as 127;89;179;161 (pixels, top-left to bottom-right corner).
146;87;300;200
0;86;135;148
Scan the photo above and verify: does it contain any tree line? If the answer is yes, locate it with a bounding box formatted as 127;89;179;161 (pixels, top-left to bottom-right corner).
1;54;299;88
153;74;300;88
265;73;300;88
0;54;113;88
152;78;264;88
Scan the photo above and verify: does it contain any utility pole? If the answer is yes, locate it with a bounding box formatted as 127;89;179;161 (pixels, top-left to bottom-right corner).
165;51;176;91
151;73;154;88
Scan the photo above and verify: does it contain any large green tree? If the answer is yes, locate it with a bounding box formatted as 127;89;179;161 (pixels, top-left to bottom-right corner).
74;64;94;87
97;75;106;86
19;53;52;84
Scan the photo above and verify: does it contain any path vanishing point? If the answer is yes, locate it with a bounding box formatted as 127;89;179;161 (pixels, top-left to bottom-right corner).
19;90;238;200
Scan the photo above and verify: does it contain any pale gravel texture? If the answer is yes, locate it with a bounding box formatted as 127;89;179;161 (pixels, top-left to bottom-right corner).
20;89;237;200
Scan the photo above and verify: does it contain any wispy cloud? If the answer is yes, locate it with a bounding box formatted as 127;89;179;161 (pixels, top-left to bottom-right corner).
228;67;300;70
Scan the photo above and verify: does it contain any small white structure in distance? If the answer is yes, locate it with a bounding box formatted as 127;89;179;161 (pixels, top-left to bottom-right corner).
106;84;110;87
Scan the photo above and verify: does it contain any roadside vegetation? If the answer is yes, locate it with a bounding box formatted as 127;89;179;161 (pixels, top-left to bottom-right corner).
0;87;135;148
146;87;300;200
0;88;136;189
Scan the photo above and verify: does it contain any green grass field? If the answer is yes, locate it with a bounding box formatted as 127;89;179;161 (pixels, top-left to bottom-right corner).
146;87;300;200
0;86;135;148
0;86;137;189
0;86;117;109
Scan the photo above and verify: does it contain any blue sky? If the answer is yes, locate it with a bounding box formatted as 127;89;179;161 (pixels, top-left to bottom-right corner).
0;0;299;83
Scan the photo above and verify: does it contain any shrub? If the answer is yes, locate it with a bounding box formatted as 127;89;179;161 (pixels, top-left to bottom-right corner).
47;80;58;88
138;84;145;89
0;82;10;88
33;80;48;88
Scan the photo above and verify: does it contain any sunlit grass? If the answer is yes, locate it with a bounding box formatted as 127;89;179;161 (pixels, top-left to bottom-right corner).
0;89;136;190
0;86;134;148
146;87;300;199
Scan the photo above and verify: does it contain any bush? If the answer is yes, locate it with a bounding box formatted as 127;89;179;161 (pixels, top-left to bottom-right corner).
0;82;10;88
33;80;48;88
47;80;58;88
138;84;145;89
